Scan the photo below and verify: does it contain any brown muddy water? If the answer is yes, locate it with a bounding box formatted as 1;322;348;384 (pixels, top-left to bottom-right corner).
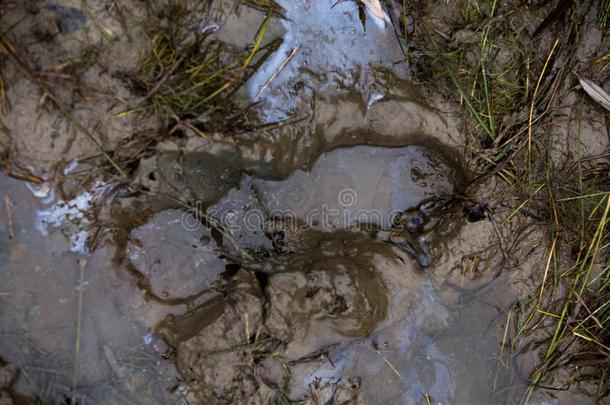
0;0;546;404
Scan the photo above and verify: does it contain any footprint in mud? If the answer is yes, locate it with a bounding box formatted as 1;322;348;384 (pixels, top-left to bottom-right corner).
140;143;463;403
207;144;464;267
252;145;460;230
156;222;444;404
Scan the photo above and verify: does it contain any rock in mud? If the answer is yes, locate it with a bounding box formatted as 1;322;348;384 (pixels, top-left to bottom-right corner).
45;4;88;32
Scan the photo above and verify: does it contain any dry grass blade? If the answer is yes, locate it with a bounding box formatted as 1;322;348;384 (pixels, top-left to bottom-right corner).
255;45;300;99
72;259;87;403
4;195;14;239
599;0;610;26
132;3;278;130
241;0;285;18
0;63;8;115
372;345;404;382
579;77;610;111
528;39;560;168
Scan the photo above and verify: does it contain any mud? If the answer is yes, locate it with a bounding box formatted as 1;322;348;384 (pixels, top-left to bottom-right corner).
1;358;22;404
128;210;226;300
156;223;445;403
0;1;158;178
167;91;464;179
0;174;180;403
252;144;462;229
1;0;608;404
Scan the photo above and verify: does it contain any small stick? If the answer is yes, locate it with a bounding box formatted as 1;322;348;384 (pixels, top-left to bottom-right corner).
4;195;14;239
372;344;404;382
255;45;300;99
72;258;87;403
500;310;512;357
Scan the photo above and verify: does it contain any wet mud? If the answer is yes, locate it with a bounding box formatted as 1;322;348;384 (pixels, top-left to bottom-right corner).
0;357;37;405
166;91;464;179
1;0;608;404
0;0;510;403
156;223;442;404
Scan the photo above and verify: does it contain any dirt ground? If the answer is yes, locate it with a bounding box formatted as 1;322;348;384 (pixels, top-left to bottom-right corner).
0;0;608;404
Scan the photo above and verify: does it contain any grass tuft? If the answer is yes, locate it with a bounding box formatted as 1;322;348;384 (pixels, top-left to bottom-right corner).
399;0;610;401
130;1;281;131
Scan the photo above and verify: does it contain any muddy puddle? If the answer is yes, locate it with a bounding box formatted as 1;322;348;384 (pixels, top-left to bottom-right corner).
0;174;180;404
0;138;524;404
0;0;556;404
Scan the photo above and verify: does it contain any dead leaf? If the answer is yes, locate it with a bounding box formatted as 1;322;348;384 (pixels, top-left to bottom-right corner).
360;0;390;26
579;77;610;111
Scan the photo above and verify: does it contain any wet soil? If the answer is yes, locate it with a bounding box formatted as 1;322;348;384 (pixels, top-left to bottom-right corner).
0;0;608;404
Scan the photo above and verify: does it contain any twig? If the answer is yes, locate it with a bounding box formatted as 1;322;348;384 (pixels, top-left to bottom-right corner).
4;167;44;184
372;345;404;382
255;45;300;99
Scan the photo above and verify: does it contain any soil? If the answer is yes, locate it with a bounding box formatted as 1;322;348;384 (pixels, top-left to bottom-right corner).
0;0;608;404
